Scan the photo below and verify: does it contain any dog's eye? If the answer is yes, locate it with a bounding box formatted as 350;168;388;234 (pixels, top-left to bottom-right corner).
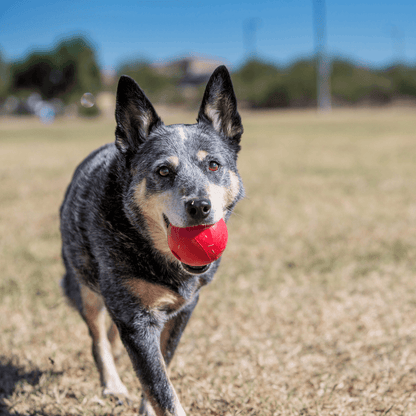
209;161;219;172
158;166;170;177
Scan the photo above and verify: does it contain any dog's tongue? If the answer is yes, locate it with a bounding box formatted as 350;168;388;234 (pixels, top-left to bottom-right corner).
167;219;228;266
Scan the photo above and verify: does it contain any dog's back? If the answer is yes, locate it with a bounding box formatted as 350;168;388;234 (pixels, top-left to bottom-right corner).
60;143;115;297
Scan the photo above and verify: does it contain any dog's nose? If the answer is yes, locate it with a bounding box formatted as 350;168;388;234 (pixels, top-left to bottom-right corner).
185;198;211;221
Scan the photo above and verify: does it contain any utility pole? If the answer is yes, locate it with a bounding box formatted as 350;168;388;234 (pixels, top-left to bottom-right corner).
313;0;332;111
243;18;260;59
390;26;405;64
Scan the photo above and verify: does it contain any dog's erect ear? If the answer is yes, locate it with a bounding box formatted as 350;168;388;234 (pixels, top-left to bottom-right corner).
197;65;243;144
115;75;162;153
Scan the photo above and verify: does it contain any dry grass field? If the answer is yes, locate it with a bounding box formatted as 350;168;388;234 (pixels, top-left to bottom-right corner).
1;108;416;416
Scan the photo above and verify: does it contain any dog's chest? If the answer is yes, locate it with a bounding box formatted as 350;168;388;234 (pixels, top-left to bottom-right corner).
123;276;203;314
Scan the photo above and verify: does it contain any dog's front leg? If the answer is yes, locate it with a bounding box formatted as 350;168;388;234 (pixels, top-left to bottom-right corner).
117;311;186;416
160;295;199;367
137;295;199;415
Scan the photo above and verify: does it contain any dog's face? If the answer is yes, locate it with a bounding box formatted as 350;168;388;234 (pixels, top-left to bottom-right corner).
132;123;242;229
115;66;244;272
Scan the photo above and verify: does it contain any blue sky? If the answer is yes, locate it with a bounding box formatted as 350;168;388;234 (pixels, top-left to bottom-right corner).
1;0;415;70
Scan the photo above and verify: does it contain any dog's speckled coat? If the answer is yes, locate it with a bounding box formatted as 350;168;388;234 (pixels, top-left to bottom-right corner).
60;66;244;416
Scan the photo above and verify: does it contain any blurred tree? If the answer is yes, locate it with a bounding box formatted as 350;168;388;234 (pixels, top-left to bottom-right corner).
233;59;289;108
9;36;101;104
331;60;393;105
118;60;180;103
233;57;416;108
386;65;416;98
0;49;10;98
234;59;279;83
8;37;416;111
285;60;317;107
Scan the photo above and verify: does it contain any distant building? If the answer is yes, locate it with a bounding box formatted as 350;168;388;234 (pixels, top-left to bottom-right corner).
152;55;229;86
101;67;117;87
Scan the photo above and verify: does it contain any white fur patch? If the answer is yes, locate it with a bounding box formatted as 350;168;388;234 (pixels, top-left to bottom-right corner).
206;183;227;222
205;104;222;133
178;126;187;142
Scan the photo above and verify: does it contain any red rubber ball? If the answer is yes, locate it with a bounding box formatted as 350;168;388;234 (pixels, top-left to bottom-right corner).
167;219;228;266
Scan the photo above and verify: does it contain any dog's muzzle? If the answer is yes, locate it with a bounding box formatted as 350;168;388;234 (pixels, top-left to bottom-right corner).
163;214;212;275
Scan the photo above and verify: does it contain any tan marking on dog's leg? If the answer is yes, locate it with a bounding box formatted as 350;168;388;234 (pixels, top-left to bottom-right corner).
167;386;186;416
107;320;124;360
160;318;177;373
80;285;130;400
160;319;175;358
196;150;208;162
144;377;186;416
139;398;157;416
136;323;186;416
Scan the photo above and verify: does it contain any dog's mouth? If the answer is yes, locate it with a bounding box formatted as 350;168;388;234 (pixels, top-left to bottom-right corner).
163;214;211;275
181;263;211;274
163;214;170;229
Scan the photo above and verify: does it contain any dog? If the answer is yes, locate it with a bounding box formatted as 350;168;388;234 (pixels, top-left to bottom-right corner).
60;65;244;416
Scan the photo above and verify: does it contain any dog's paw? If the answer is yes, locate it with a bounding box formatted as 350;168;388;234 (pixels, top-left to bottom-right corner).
102;383;132;406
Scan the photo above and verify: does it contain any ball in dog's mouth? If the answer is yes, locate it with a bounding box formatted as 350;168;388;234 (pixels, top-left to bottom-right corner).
163;215;213;274
166;218;228;273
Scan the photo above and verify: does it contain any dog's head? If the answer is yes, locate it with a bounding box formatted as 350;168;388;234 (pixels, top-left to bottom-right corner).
115;66;244;273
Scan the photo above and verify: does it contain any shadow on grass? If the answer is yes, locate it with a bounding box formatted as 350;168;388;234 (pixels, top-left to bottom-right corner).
0;355;62;416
